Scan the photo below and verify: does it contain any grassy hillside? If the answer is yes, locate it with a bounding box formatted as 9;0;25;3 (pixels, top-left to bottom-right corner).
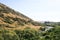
0;3;60;40
0;3;41;30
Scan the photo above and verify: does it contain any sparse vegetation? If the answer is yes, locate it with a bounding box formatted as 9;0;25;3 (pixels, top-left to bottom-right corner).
0;3;60;40
3;17;14;24
0;13;4;18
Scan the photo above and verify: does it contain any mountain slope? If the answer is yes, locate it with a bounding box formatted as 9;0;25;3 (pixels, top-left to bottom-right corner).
0;3;41;30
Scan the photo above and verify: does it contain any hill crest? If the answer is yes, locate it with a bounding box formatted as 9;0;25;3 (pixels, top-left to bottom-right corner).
0;3;41;30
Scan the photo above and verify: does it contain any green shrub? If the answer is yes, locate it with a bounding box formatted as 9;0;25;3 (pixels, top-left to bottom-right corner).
15;28;41;40
0;29;19;40
3;17;14;24
40;26;60;40
0;25;60;40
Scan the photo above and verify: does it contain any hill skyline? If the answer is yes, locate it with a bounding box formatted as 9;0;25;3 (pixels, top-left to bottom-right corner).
0;3;41;30
0;0;60;22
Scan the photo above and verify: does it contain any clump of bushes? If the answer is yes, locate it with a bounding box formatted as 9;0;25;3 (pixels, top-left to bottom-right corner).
0;27;41;40
15;28;41;40
0;25;60;40
0;29;19;40
0;13;4;18
30;21;41;26
12;18;26;26
3;17;14;24
40;26;60;40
